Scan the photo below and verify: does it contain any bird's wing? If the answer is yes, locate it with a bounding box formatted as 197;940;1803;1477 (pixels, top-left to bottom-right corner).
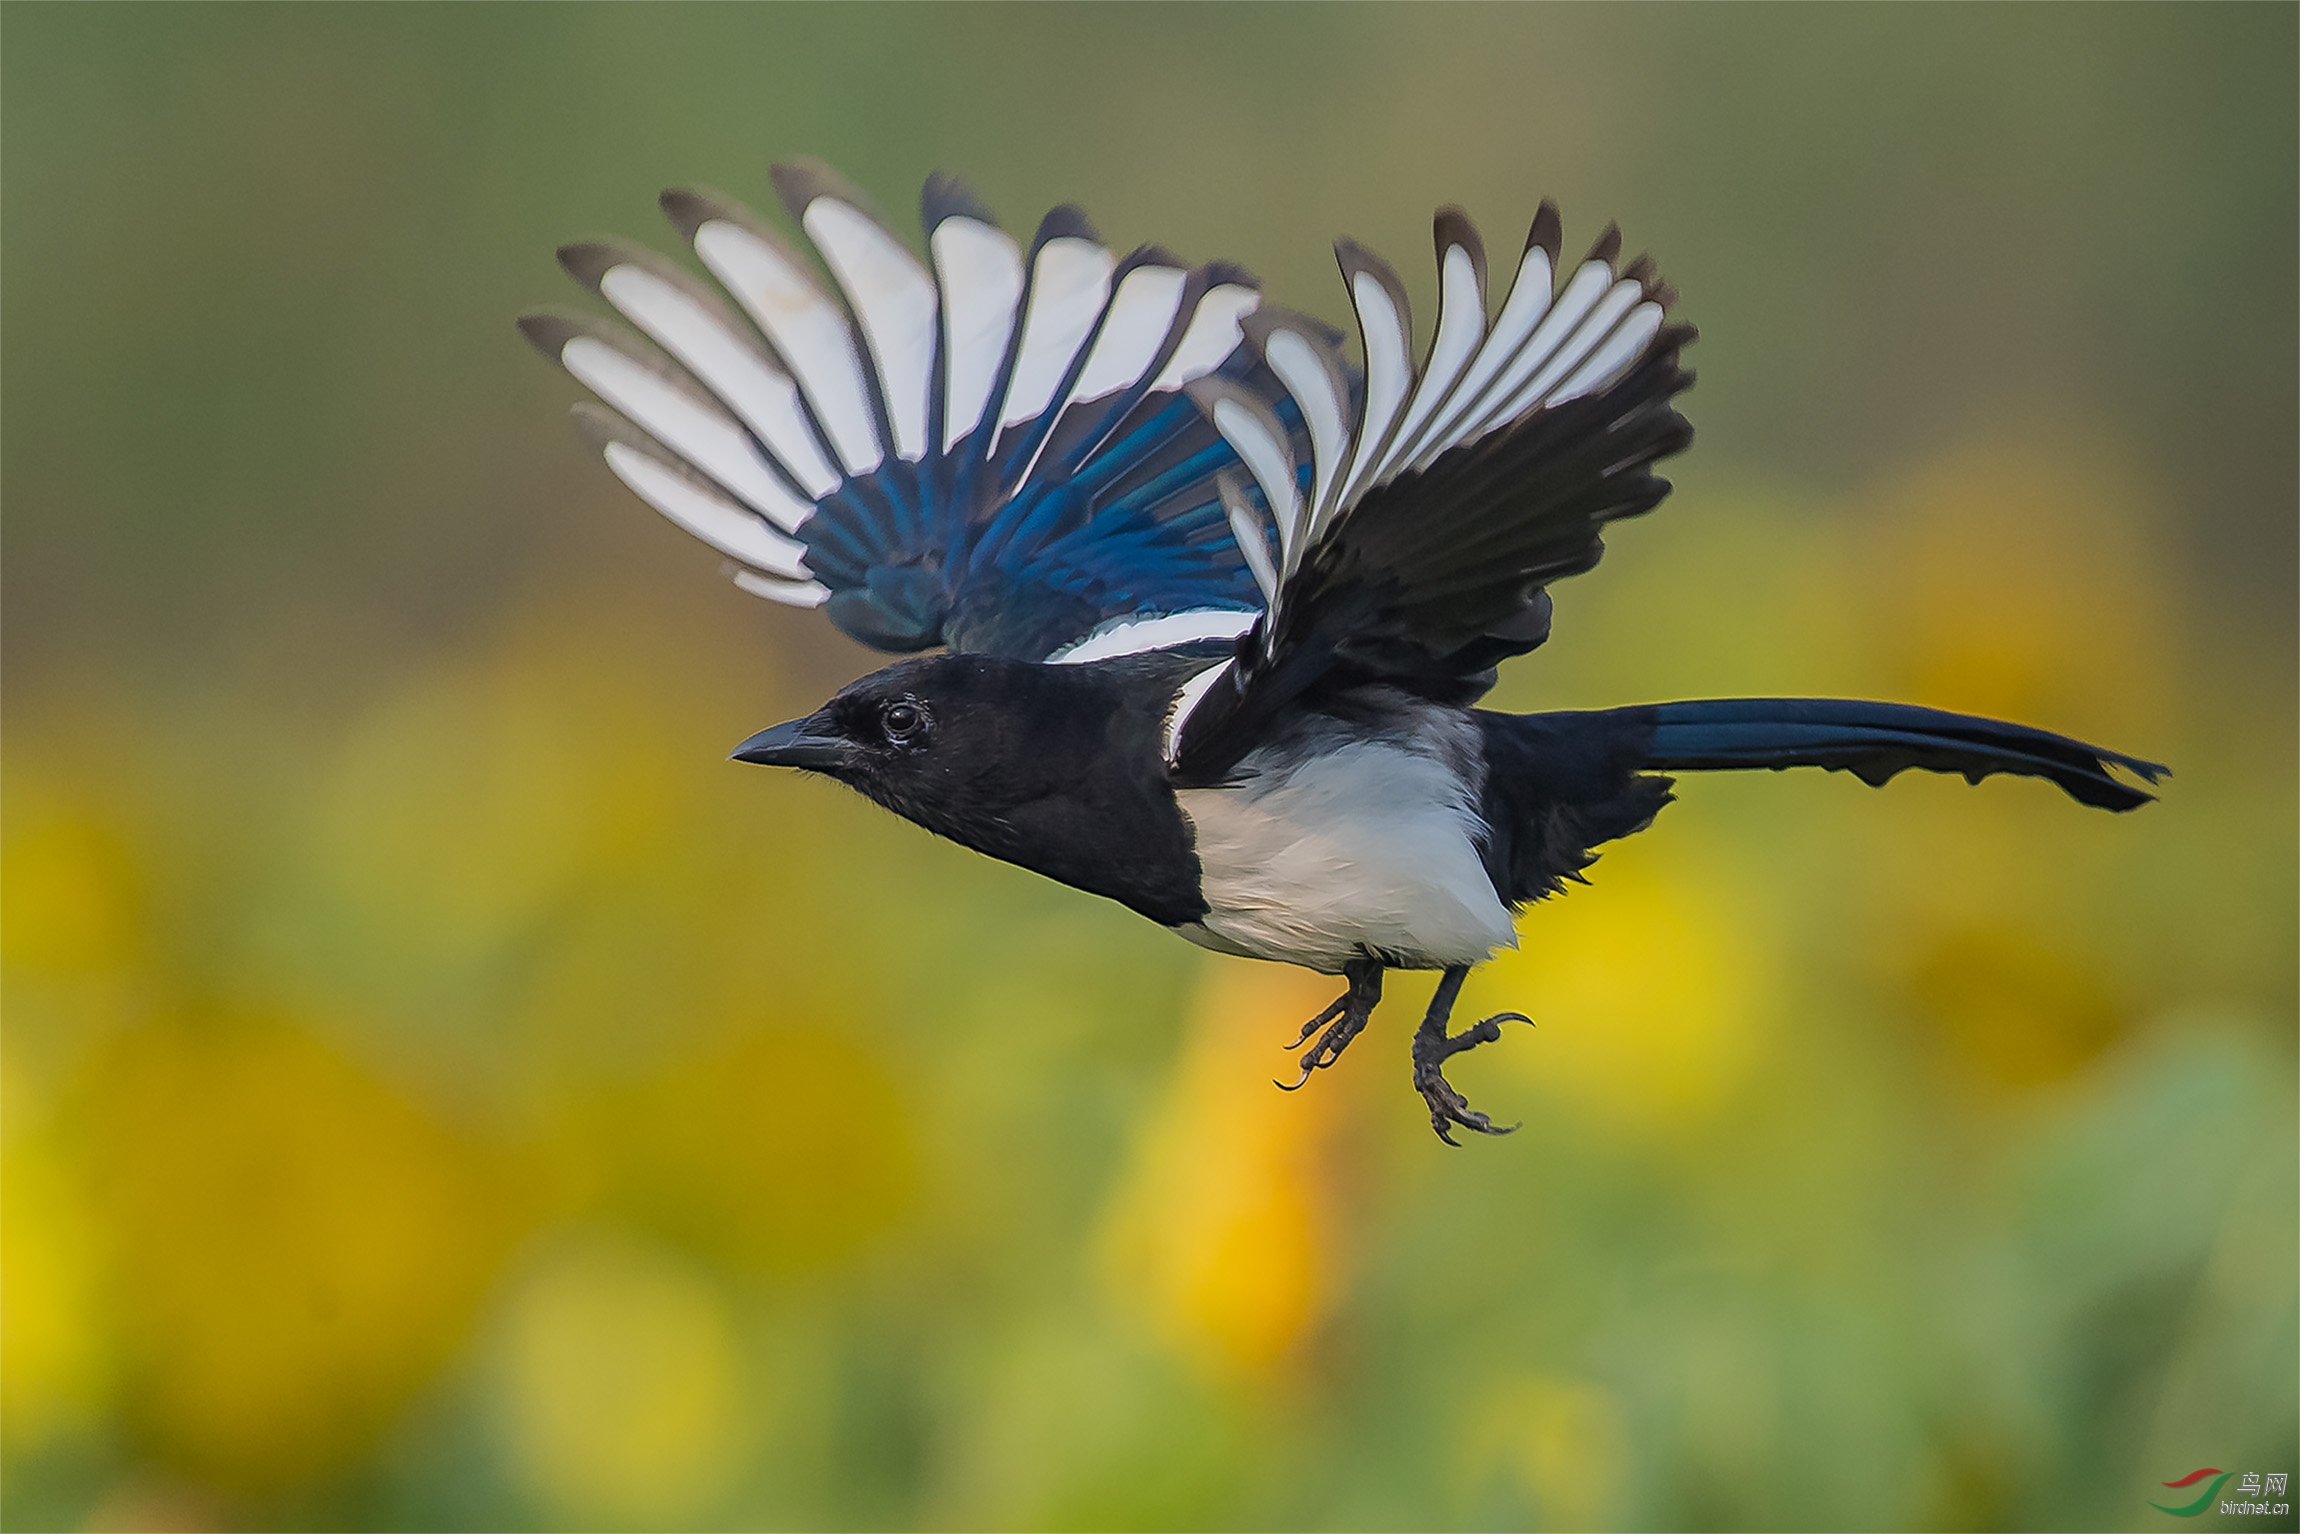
523;160;1334;662
1166;204;1695;781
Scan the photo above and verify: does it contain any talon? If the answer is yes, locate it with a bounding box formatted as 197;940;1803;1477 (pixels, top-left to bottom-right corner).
1273;962;1383;1099
1458;1109;1519;1137
1284;996;1347;1050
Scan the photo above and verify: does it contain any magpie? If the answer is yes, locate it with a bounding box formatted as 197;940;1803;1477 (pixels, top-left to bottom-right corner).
522;160;2165;1142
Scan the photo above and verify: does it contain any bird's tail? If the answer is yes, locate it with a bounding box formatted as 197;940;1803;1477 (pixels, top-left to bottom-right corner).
1635;698;2167;811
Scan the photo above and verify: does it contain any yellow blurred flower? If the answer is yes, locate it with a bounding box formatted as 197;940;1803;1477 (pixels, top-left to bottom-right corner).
1100;959;1355;1386
70;1015;526;1495
312;617;693;968
1899;923;2127;1094
1853;436;2174;742
1;792;144;980
566;1024;921;1277
490;1229;754;1527
0;1093;113;1454
1460;837;1772;1141
1456;1372;1628;1531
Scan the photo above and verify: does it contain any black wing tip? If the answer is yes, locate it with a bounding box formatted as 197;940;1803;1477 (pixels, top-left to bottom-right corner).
566;400;717;490
568;398;638;453
662;186;821;278
1183;372;1289;443
769;156;885;228
1182;371;1250;412
1333;235;1409;293
1525;199;1563;261
557;237;674;296
516;309;582;357
921;170;997;232
1034;203;1101;248
1201;258;1261;291
1618;251;1685;310
1584;221;1623;269
660;185;730;240
1433;206;1490;291
1118;242;1190;274
518;306;688;384
1433;205;1481;252
1240;299;1348;355
1239;301;1339;355
555;240;617;291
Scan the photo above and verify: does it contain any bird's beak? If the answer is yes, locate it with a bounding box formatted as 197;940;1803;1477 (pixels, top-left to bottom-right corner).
729;713;856;773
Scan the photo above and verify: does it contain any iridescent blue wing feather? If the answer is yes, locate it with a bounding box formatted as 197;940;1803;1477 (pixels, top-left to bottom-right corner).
524;160;1331;662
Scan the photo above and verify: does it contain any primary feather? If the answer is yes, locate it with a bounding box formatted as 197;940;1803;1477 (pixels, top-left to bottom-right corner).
1170;209;1694;781
524;163;1301;660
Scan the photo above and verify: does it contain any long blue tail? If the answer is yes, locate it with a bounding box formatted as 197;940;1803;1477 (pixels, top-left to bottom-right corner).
1637;698;2167;811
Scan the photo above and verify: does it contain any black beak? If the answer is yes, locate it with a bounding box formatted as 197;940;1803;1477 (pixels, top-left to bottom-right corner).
730;714;856;773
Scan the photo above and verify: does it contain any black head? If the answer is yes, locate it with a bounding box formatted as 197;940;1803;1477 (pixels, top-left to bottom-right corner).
732;653;1135;831
729;650;1213;925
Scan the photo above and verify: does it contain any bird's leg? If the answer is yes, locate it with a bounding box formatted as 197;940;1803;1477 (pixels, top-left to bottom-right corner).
1411;966;1533;1144
1276;959;1384;1091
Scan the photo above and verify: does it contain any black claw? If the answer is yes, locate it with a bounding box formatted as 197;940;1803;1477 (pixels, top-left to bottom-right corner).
1284;995;1348;1050
1274;961;1384;1097
1410;971;1533;1143
1417;1078;1523;1141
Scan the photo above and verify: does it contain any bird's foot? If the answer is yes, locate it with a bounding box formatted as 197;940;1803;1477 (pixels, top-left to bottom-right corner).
1283;993;1349;1051
1411;967;1530;1144
1276;959;1383;1091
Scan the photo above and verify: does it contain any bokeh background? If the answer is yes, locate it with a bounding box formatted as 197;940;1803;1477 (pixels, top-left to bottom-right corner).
4;6;2295;1530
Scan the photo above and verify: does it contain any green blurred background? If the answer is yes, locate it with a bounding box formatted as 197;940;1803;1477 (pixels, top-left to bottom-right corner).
4;5;2295;1530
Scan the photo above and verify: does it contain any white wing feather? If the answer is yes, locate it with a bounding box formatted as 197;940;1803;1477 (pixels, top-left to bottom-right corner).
1202;205;1676;644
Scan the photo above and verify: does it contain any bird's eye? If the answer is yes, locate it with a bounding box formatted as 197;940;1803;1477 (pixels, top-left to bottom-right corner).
880;699;927;744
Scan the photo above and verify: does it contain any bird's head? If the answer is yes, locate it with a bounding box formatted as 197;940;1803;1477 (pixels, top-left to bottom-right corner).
729;652;1159;840
732;647;1214;923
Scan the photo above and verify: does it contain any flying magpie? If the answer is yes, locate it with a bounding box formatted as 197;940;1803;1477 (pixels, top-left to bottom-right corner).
522;160;2165;1142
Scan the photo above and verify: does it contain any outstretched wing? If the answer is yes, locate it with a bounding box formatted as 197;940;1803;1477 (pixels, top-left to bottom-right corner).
523;160;1327;662
1167;203;1695;780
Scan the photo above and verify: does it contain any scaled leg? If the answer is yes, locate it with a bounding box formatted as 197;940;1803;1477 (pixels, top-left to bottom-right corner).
1411;966;1533;1144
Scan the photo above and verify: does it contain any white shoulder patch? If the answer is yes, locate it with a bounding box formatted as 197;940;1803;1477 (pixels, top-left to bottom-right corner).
1045;608;1255;665
1162;658;1233;764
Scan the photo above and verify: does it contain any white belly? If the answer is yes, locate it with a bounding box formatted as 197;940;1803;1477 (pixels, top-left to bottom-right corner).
1173;733;1517;973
